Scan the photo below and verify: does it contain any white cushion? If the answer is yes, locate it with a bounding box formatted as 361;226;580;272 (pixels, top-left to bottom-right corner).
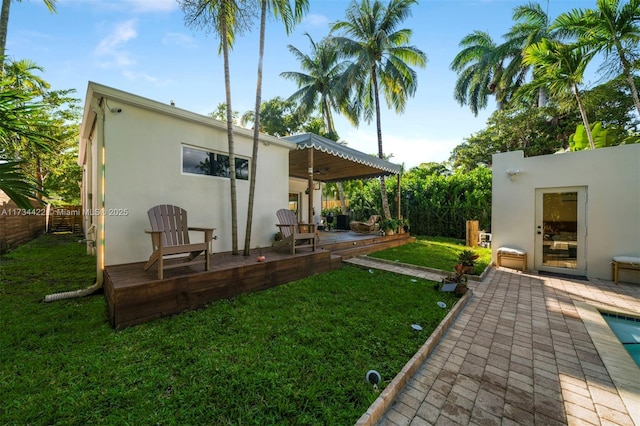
613;256;640;265
498;247;526;255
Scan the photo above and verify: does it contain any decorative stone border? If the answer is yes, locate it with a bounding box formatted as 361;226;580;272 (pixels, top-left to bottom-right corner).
355;289;473;425
360;255;493;282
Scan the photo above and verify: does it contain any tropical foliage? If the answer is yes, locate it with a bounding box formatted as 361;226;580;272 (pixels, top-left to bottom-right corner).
348;165;491;239
450;0;640;169
0;58;80;208
281;33;351;139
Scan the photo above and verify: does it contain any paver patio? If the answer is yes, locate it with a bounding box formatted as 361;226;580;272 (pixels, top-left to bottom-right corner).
347;257;640;426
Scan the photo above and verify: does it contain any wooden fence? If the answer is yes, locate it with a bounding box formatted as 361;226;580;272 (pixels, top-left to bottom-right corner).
0;191;83;253
0;199;47;253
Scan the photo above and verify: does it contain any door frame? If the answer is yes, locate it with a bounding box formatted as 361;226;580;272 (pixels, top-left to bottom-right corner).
534;186;587;276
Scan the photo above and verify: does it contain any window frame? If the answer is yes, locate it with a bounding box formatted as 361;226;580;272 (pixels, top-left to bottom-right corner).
181;144;249;181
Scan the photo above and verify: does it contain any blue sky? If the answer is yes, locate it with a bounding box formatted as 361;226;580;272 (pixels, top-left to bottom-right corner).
9;0;593;168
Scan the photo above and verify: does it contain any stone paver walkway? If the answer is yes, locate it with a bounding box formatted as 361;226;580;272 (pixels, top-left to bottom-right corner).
346;256;640;426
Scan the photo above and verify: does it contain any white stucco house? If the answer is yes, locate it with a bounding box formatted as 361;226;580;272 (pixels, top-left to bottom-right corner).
492;145;640;283
78;82;400;284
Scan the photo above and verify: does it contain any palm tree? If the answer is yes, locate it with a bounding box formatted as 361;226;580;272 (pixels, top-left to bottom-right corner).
450;31;509;116
0;0;57;63
504;2;556;107
523;39;597;148
281;34;353;214
281;33;351;137
243;0;308;256
0;77;52;207
179;0;254;255
330;0;426;220
553;0;640;116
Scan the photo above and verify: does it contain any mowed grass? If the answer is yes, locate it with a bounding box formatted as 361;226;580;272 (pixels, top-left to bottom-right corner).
0;234;459;425
369;236;492;275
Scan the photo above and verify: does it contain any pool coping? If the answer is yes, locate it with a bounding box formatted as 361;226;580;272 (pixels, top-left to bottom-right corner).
574;301;640;425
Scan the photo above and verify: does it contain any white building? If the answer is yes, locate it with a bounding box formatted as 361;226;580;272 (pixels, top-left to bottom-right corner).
492;145;640;283
78;82;400;284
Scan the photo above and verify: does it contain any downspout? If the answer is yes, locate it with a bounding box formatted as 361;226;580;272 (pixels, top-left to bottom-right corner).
44;99;106;302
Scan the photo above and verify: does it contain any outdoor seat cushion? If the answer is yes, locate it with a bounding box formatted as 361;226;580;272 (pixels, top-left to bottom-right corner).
497;247;526;255
613;256;640;265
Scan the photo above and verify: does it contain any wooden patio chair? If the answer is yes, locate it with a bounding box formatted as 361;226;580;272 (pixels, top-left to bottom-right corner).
143;204;215;279
349;215;381;234
274;208;316;254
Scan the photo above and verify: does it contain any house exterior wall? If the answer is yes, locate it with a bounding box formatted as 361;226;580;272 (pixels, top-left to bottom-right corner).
492;145;640;282
288;177;322;225
79;83;293;268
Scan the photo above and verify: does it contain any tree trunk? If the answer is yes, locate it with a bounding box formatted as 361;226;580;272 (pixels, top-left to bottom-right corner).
371;64;391;219
625;71;640;118
221;3;238;254
611;40;640;117
243;0;266;256
573;83;594;150
323;98;347;214
0;0;11;71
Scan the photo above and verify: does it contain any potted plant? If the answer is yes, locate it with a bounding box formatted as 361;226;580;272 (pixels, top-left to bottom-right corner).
397;217;409;234
381;218;398;235
457;249;479;274
401;218;410;234
441;263;468;295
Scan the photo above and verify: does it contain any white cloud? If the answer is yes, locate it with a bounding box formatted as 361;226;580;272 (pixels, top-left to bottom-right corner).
94;19;137;68
162;32;197;49
303;14;329;27
342;128;458;168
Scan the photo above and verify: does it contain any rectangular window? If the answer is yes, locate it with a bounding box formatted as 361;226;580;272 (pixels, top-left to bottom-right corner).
182;145;249;180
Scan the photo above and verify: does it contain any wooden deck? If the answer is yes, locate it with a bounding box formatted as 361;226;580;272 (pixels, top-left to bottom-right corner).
104;231;414;328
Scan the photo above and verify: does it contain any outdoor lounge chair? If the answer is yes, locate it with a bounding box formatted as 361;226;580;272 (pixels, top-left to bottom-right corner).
143;204;215;280
349;215;381;234
274;209;316;254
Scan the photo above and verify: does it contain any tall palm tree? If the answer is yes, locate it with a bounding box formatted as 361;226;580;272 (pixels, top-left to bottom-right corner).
180;0;254;255
330;0;426;220
523;39;597;148
0;0;57;62
504;1;555;107
450;31;509;116
553;0;640;116
243;0;308;256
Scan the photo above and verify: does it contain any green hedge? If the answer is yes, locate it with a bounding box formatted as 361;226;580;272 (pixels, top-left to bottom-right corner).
349;167;492;239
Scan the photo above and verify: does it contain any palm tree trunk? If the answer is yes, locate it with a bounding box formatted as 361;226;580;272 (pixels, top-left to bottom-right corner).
573;83;594;150
625;71;640;117
371;65;391;219
0;0;11;71
614;43;640;117
322;98;347;214
242;0;267;256
221;3;238;255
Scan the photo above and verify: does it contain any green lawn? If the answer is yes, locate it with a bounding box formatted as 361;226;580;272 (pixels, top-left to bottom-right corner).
369;236;492;275
0;234;460;425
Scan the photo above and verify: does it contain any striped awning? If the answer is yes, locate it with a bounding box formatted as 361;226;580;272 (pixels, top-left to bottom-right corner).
283;133;401;182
